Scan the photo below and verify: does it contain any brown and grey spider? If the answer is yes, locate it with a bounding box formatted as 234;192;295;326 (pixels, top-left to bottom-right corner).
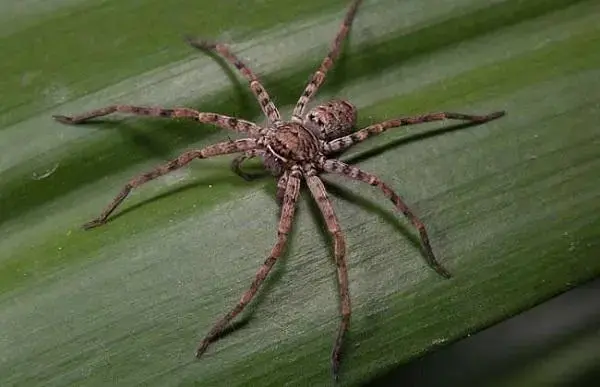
53;0;504;381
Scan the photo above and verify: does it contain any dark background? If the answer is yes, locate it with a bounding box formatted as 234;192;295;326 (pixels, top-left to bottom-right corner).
368;277;600;386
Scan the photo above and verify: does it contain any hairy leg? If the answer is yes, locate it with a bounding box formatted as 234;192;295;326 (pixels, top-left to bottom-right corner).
195;169;301;357
324;110;505;154
53;105;265;136
83;138;258;229
275;171;289;205
186;38;281;123
322;158;451;278
305;173;349;381
292;0;363;120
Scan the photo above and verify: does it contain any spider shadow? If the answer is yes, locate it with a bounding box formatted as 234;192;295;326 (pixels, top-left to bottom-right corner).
96;120;489;346
203;182;299;345
70;120;184;171
84;166;291;342
193;43;259;120
233;119;495;277
343;119;493;165
70;114;226;170
323;180;422;254
323;30;352;93
91;171;250;224
67;40;263;168
324;119;499;271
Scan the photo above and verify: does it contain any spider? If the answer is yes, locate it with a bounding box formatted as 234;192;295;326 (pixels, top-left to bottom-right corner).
53;0;505;381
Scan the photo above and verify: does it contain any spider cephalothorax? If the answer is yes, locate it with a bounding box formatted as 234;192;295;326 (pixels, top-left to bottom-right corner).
53;0;504;381
232;99;357;192
264;121;321;163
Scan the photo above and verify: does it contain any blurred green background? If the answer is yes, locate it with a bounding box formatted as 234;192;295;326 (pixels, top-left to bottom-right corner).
1;0;599;386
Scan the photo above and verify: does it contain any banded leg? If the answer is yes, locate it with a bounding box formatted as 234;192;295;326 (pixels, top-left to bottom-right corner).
305;174;349;381
186;38;281;123
195;169;301;357
324;110;505;154
83;138;257;229
292;0;363;120
275;171;289;205
53;106;264;136
322;158;451;278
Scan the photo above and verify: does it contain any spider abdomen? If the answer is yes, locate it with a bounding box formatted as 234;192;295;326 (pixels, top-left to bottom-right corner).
265;122;320;163
303;99;357;141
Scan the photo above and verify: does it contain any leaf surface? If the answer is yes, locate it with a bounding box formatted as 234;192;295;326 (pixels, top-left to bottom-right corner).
1;0;599;385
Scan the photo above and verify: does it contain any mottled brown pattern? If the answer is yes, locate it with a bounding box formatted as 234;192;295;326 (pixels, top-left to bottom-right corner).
185;38;281;123
325;110;505;154
52;0;505;382
292;0;363;121
304;99;357;142
233;99;357;174
265;122;320;162
53;106;264;137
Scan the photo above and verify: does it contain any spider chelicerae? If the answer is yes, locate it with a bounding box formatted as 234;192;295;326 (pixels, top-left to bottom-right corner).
53;0;505;380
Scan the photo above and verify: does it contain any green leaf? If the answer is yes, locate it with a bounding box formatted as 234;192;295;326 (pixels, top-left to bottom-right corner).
1;0;598;386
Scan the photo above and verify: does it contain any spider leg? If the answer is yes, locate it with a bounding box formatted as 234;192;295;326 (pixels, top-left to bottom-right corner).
275;170;289;205
292;0;363;120
82;138;258;229
53;106;265;136
195;169;301;357
186;38;281;123
322;158;451;278
231;149;268;181
305;173;349;381
324;110;505;154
